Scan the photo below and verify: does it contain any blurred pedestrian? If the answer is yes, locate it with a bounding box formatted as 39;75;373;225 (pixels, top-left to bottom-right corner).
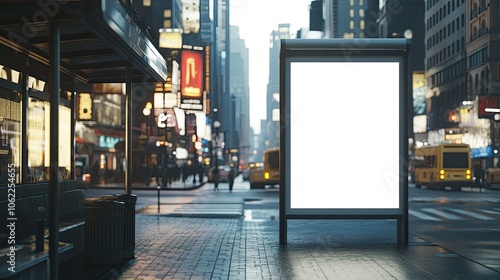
145;164;151;187
212;167;220;191
228;167;235;192
158;165;163;186
198;164;205;183
182;163;189;185
474;163;482;185
192;164;197;184
91;160;99;185
162;165;171;188
152;164;162;186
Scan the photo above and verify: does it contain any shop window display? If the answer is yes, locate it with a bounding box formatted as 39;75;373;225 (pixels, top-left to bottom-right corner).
28;98;71;182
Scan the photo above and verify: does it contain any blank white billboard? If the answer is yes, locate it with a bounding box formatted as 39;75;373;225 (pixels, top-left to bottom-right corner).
288;60;401;211
280;38;409;245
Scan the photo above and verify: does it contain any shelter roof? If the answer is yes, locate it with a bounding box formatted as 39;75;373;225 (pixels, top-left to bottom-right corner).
0;0;167;84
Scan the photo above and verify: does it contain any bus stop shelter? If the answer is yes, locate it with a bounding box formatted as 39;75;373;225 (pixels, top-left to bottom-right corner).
0;0;167;278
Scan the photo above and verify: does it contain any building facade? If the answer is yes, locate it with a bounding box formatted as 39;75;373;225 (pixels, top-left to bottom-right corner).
463;0;500;167
229;26;251;167
264;24;290;151
323;0;379;38
417;0;500;171
379;0;426;145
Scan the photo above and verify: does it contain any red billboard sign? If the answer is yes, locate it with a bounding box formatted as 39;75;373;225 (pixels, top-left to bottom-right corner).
478;96;500;119
181;50;203;98
180;49;204;112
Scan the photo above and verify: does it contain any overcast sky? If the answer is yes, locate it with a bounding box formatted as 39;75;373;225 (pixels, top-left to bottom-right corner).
230;0;312;134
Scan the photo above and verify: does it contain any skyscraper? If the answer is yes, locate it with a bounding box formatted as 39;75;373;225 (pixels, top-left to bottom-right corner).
323;0;379;38
229;26;250;166
264;24;290;150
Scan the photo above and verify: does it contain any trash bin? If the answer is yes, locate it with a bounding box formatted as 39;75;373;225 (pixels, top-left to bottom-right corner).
84;197;125;265
114;194;137;259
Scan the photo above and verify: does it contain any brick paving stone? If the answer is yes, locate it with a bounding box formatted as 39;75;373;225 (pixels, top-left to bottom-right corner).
93;215;500;280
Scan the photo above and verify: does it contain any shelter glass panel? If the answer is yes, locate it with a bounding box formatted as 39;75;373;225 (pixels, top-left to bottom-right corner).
0;88;21;185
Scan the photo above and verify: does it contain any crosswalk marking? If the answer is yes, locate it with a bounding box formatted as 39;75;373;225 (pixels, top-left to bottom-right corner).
477;209;500;215
446;208;494;220
409;210;440;221
410;197;500;203
409;207;500;221
421;208;463;220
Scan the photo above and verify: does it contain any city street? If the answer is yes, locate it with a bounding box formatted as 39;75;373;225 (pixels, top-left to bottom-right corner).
409;185;500;272
3;1;499;279
84;175;500;275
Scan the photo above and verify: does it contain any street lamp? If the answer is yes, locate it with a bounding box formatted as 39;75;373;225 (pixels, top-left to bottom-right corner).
143;102;153;168
213;120;221;131
142;102;152;118
213;119;221;167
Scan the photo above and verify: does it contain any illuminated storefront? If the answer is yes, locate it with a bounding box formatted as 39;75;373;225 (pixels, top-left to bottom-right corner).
0;82;20;184
0;67;72;185
0;0;167;274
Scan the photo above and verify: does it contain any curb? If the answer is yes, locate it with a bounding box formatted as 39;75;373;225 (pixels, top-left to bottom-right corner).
84;182;207;191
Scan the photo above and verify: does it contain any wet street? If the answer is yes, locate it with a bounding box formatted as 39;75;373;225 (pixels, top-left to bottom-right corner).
81;175;500;278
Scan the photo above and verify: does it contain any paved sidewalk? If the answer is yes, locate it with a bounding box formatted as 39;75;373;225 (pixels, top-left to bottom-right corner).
85;178;205;191
63;213;500;280
67;180;500;279
138;196;244;218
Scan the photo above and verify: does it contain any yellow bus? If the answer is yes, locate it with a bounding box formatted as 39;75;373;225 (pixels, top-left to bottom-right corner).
413;143;472;190
249;147;279;189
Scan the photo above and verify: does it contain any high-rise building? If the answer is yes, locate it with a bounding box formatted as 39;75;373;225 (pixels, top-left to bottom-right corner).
133;0;230;167
229;26;250;166
323;0;379;38
200;0;212;44
310;0;324;32
130;0;218;168
211;0;231;165
463;0;500;167
418;0;500;169
265;24;290;150
424;0;468;139
133;0;183;47
379;0;425;143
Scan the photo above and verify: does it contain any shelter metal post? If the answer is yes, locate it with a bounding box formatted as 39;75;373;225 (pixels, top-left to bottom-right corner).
49;16;60;280
21;56;29;183
71;77;76;181
125;64;132;194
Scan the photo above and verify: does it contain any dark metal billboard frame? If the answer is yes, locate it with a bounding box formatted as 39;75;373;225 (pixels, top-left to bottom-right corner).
279;38;410;245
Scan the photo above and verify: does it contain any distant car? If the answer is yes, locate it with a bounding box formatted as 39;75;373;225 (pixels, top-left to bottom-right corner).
242;162;260;181
242;168;251;181
207;165;231;183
